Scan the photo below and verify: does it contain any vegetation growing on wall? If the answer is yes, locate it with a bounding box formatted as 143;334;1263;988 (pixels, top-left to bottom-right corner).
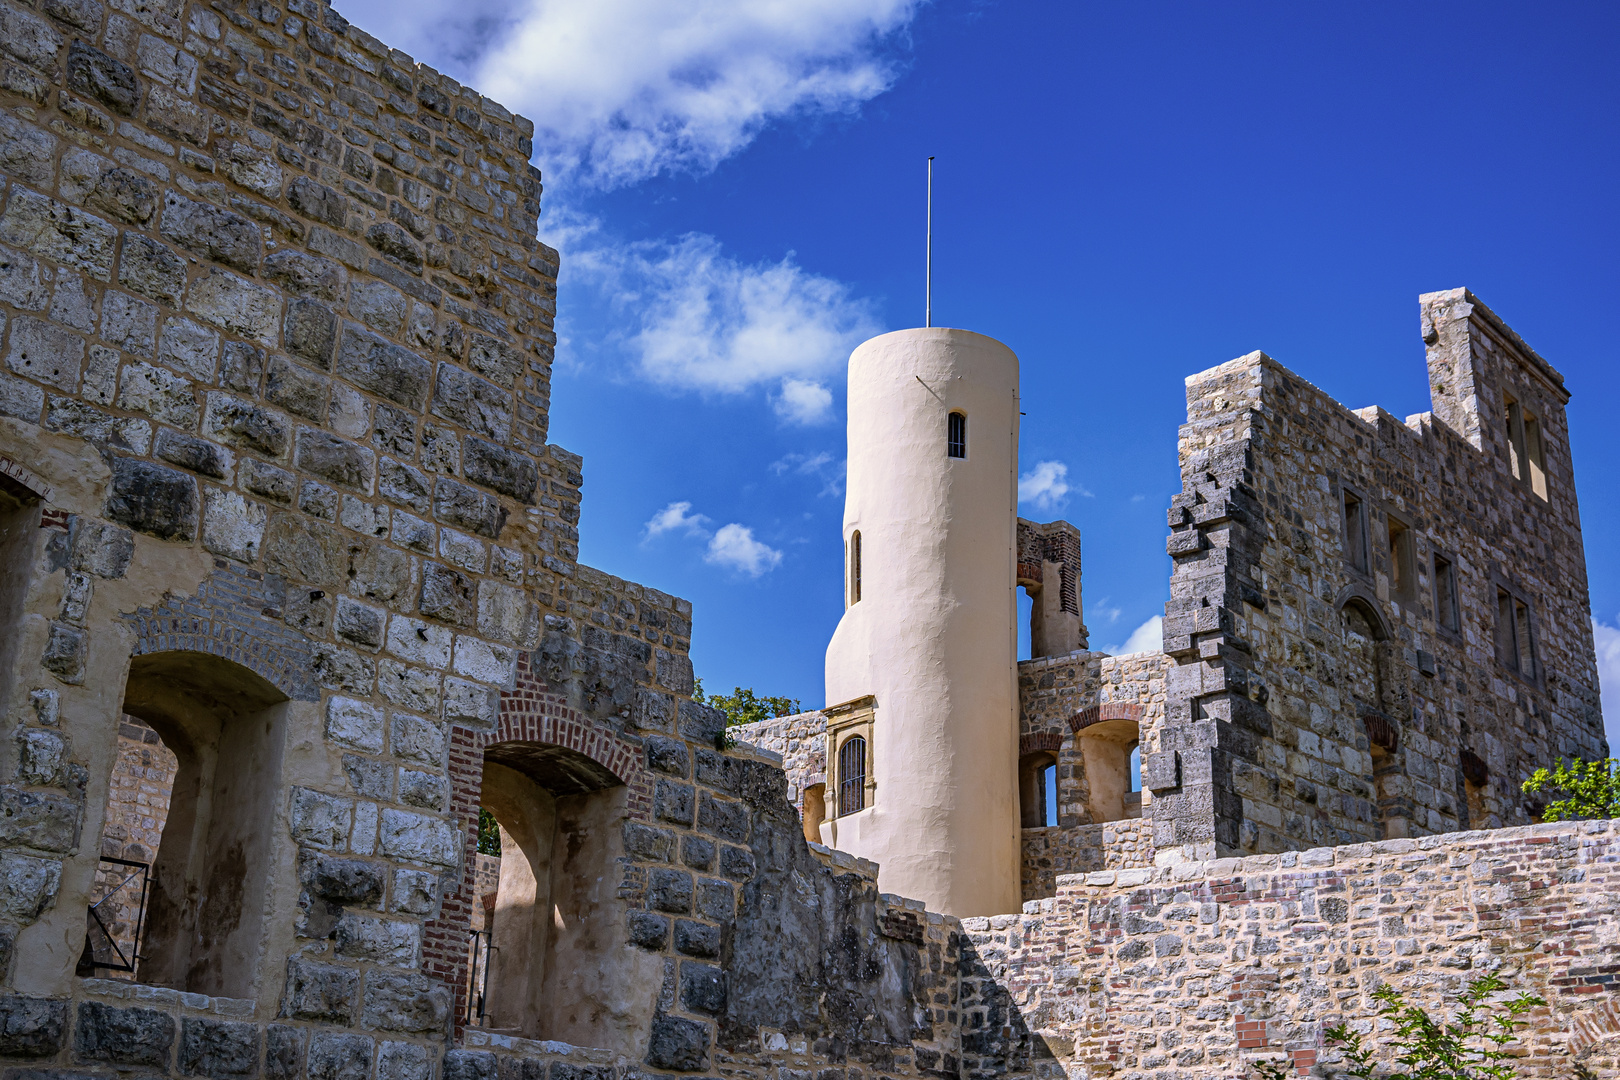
1521;757;1620;821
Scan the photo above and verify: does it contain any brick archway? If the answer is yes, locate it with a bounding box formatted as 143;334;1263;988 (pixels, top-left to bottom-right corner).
1069;702;1143;734
428;651;653;1029
1020;731;1064;755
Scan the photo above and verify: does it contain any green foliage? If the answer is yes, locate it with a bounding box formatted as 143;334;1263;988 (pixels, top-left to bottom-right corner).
477;807;501;856
1520;757;1620;821
693;679;804;728
1315;973;1543;1080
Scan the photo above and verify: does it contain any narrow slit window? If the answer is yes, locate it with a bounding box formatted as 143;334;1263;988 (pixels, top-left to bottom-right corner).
947;411;966;458
1388;518;1414;601
1342;490;1367;572
1514;598;1535;680
837;736;867;816
1495;588;1518;669
1524;412;1548;500
1433;554;1459;632
848;530;862;606
1504;395;1525;481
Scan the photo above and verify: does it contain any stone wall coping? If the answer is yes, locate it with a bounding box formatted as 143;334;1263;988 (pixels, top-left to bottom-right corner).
806;841;880;879
725;741;784;767
461;1030;616;1061
75;978;255;1017
1016;651;1106;674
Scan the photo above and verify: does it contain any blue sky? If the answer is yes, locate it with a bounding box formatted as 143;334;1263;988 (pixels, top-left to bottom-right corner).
340;0;1619;737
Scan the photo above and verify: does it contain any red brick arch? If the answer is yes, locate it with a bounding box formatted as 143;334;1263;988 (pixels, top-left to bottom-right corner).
1069;702;1143;734
1020;731;1064;755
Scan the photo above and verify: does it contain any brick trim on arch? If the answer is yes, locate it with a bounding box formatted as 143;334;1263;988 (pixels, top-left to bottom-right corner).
427;650;654;1032
1069;702;1143;734
122;560;319;702
1571;1000;1620;1058
1020;731;1063;755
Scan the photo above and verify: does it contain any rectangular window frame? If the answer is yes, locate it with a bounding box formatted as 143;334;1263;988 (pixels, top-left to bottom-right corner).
1386;512;1416;603
1432;549;1460;636
1523;409;1548;501
947;411;967;459
1492;576;1540;685
824;695;876;818
1341;484;1369;575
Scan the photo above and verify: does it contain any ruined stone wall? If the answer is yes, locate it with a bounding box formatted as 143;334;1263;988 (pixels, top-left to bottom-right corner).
1018;818;1150;903
978;819;1620;1080
732;709;825;808
1152;293;1605;859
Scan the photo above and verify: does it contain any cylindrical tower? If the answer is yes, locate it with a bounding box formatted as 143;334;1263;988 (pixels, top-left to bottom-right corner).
821;327;1021;917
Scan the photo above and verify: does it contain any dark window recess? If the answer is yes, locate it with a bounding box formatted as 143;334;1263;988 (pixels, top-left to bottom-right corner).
1504;395;1525;481
947;411;966;459
849;530;862;606
1388;518;1414;601
1524;412;1548;500
1433;554;1459;632
838;736;867;816
1342;490;1368;572
1495;588;1537;679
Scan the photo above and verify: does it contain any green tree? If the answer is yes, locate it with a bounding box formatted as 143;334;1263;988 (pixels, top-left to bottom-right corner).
1254;974;1543;1080
477;807;501;856
1521;757;1620;821
693;679;804;727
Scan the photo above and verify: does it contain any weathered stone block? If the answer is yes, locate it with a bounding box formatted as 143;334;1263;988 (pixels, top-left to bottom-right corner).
178;1016;260;1079
674;919;720;959
335;913;419;967
467;333;522;388
646;736;690;777
390;713;446;767
265;1025;306;1080
389;868;439;916
156;317;220;381
264;250;345;301
243;459;295;504
419;562;474;626
327;696;385;753
0;373;43;422
431;363;509;440
161;192;259;273
680;835;714;870
285;299;338;369
262;514;348;589
0;851;62;921
118;234;188;306
378;459;432;514
73;1001;174;1068
395;770;444;810
462;437;537;503
335;325;430;410
365;222;421;273
696;878;733;922
204;393;290;457
16;729;66;786
69;519;133;578
282;958;360;1024
116;361;195;427
647;867;694;913
297;428;375;493
60;149;157;226
186;268;280;346
307;1031;373;1080
0;994;68;1058
288;787;353;850
0;245;49;311
646;1012;709;1072
377;808;458;868
49;275;96;333
360;970;450;1034
375;1041;429;1080
335;596;385;648
680;961;726;1015
443;1050;497;1080
66;41;140;116
433;477;505;539
155;427;231;479
656;780;695;827
625;823;675;862
288;177;347;230
0;113;55;189
0;189;117;282
104;456;197;540
302;853;384;906
441;677;496;728
349;281;407;337
627;911;669;950
6;316;85;393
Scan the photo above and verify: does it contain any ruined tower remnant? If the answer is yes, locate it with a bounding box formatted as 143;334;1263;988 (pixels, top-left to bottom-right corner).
822;327;1022;917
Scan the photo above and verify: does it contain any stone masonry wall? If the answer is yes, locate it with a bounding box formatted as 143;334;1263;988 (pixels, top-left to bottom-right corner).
732;709;826;808
977;819;1620;1080
1151;292;1605;860
1018;818;1150;903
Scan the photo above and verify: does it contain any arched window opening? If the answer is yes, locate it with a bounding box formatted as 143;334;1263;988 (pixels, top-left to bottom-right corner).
1018;752;1059;828
837;736;867;816
1076;718;1140;823
947;411;967;458
478;742;652;1045
95;651;290;997
801;783;827;845
848;530;862;607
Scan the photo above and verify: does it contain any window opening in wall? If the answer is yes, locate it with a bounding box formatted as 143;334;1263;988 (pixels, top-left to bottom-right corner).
801;783;827;844
1387;517;1415;601
1514;597;1536;680
1129;743;1142;793
1495;588;1516;668
479;742;640;1045
1018;751;1059;828
1523;411;1548;500
837;736;868;815
106;653;290;998
1342;489;1368;572
1076;718;1141;823
0;473;44;684
947;411;967;458
848;530;862;606
1433;554;1459;632
1504;395;1526;481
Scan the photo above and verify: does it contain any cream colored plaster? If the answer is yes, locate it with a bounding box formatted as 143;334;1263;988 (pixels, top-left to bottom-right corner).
823;327;1022;917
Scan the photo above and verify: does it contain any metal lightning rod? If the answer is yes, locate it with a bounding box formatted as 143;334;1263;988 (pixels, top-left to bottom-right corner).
925;156;934;328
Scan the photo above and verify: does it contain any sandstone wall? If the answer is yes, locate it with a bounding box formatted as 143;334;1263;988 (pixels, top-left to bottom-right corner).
1152;295;1605;859
976;819;1620;1080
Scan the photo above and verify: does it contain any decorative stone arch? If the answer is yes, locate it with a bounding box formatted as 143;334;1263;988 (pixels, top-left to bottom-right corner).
1019;731;1065;828
1069;702;1143;734
1570;1000;1620;1060
1020;731;1063;755
1333;583;1392;640
123;563;320;702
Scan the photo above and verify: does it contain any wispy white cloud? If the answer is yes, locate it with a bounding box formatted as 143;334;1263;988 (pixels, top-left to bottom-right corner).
644;501;712;540
770;451;844;496
705;523;784;577
1088;596;1124;625
1595;615;1620;751
1019;460;1092;513
564;228;881;398
774;378;837;425
337;0;921;190
1102;615;1163;657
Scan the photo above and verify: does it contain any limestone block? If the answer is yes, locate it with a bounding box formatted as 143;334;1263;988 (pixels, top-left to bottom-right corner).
0;372;43;422
438;528;485;573
371;402;415;456
431;363;508;440
334;912;419;966
418;562;474;626
0;994;67;1058
204;393;290;457
283;961;360;1023
0;245;49;311
395;769;444;810
647;867;693;913
388;868;438;916
101;291;156;356
680;961;725;1015
135;32;196;91
0;189;117;282
296;428;375;494
104;455;197;540
48;274;97;332
625;823;675;862
262;514;348;589
155;427;231;479
335;596;385;648
242;459;295;504
287;178;347;230
377;808;458;869
327;696;384;753
462;436;536;502
384;617;451;669
377;661;439;714
443;1050;497;1080
349;281;406;337
6;316;85;392
335;324;431;410
433;477;505;539
301;853;384;907
177;1017;259;1080
0;852;62;919
0;114;55;187
264;249;345;301
440;677;495;728
450;635;512;684
475;580;537;647
114;361;193;427
288;786;354;850
419;422;459;473
284;299;338;369
73;1001;174;1068
467;333;522;388
201;489;266;561
0;787;79;852
117;234;187;306
376;1041;431;1080
655;780;694;827
265;1025;305;1080
389;712;445;767
365;222;421;274
378;458;432;514
360;971;451;1035
156;316;219;380
185;267;280;346
16;728;66;786
60;149;158;225
66;41;140;116
646;1012;710;1071
223;142;284;199
161;192;259;274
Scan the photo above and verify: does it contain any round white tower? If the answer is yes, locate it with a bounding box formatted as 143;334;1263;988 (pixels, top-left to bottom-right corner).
821;327;1021;917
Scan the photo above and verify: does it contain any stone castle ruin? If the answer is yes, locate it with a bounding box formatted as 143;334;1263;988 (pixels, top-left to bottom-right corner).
0;0;1612;1074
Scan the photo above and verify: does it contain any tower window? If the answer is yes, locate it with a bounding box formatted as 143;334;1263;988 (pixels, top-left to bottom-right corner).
1433;553;1459;632
947;411;966;459
1387;517;1415;601
1523;411;1548;500
1504;395;1526;481
837;735;867;816
848;530;861;607
1342;489;1368;573
1495;587;1537;680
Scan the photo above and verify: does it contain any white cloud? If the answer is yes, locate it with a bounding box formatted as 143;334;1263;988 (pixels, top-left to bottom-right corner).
705;523;784;577
644;501;711;540
774;378;836;425
1019;460;1088;512
1596;616;1620;750
1103;615;1163;657
571;231;880;396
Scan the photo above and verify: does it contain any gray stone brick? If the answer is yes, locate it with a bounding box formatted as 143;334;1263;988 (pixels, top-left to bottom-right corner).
431;363;508;440
6;316;85;393
646;1012;709;1072
186;267;281;346
282;958;360;1023
288;786;353;850
419;562;474;626
0;189;117;282
335;324;431;410
48;275;97;332
73;1001;174;1068
335;912;418;966
377;808;458;868
674;919;720;959
302;852;384;906
0;114;55;187
285;298;338;369
265;1025;305;1080
0;787;79;852
242;459;296;504
296;427;375;493
307;1031;373;1080
396;769;445;810
116;361;195;426
155;426;231;479
266;356;330;422
66;40;140;115
156;316;219;380
433;477;505;539
264;249;345;301
376;1041;430;1080
625;822;674;862
178;1016;260;1079
680;961;726;1015
467;333;522;388
360;970;451;1033
390;712;445;767
443;1050;496;1080
628;911;669;950
327;696;385;753
202;488;267;562
0;994;67;1058
118;233;187;306
223;142;284;199
647;867;693;914
349;281;407;337
161;192;259;274
462;436;537;503
104;456;197;540
204;393;290;457
0;245;49;311
60;149;158;226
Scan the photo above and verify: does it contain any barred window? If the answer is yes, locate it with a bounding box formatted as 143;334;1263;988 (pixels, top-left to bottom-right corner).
947;411;966;458
837;735;867;816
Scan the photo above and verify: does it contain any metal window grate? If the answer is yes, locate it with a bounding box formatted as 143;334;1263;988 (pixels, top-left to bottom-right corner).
947;412;966;458
838;736;867;816
465;930;494;1026
79;857;150;976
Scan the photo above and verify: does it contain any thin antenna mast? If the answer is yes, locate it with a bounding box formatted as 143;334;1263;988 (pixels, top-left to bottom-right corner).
925;156;934;328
